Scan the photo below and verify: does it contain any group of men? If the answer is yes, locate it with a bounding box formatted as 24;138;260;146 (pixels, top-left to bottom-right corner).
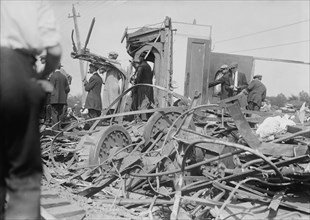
209;62;267;111
39;55;71;130
81;51;123;129
82;51;155;127
0;0;267;218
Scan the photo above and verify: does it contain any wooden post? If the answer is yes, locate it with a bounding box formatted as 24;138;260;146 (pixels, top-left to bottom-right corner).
68;4;86;102
159;16;173;107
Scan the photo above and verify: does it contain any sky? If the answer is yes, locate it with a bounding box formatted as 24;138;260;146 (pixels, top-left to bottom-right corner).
48;0;310;97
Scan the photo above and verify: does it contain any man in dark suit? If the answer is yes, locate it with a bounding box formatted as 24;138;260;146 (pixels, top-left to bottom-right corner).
132;53;154;121
245;75;267;111
49;63;70;130
83;63;103;119
208;68;234;100
208;62;249;101
229;62;248;96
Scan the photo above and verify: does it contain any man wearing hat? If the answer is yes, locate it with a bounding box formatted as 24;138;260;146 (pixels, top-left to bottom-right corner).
209;64;236;100
132;52;154;121
101;51;122;114
228;62;248;96
49;62;70;130
213;64;229;97
83;63;103;127
244;74;266;111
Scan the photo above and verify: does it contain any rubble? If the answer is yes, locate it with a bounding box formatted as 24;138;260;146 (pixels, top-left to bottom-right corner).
39;16;310;220
40;93;310;220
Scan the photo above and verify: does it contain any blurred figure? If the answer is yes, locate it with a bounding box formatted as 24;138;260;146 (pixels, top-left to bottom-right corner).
261;99;272;112
0;1;61;219
49;63;70;130
38;54;52;124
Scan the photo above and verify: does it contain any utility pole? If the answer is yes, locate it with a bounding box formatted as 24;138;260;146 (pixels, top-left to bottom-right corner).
68;4;86;100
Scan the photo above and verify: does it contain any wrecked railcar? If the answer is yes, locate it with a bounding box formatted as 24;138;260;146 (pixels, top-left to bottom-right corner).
40;17;310;220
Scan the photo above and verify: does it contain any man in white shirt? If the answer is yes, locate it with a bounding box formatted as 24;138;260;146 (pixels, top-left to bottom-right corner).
229;62;248;96
0;1;61;218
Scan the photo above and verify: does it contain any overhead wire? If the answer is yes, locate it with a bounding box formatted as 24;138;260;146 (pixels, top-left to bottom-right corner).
214;19;310;44
228;40;310;53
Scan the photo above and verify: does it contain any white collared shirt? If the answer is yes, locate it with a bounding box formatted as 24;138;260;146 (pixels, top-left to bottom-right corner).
233;71;239;88
0;0;60;55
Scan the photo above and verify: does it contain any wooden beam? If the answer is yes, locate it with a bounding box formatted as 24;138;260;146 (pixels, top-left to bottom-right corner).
254;56;310;65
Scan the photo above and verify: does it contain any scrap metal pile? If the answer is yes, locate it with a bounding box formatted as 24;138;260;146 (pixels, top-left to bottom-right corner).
41;91;310;220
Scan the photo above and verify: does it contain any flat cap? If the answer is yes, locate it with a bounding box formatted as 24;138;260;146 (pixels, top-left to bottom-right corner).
229;62;238;69
220;64;228;69
108;51;119;59
253;74;262;79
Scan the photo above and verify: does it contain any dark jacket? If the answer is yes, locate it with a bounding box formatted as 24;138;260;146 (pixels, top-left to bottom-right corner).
135;61;153;84
132;61;154;110
49;70;70;104
208;73;233;99
246;79;266;107
209;71;248;99
84;72;103;111
232;71;248;92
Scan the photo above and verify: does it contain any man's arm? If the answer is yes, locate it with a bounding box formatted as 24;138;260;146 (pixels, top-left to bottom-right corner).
208;76;224;88
84;76;96;91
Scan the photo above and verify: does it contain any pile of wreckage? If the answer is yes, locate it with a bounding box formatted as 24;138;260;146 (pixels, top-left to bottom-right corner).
40;90;310;220
40;16;310;219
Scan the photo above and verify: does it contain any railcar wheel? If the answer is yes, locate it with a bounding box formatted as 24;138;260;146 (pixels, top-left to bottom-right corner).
89;125;132;166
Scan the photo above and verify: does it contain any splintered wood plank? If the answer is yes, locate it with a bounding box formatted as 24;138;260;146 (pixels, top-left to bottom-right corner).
45;204;85;219
40;188;86;220
54;209;86;220
41;193;59;199
41;206;57;220
41;197;70;208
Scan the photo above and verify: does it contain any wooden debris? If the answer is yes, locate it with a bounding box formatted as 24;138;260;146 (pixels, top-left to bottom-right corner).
40;100;310;219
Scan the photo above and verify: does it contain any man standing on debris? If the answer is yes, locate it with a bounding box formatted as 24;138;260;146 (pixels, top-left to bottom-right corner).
83;63;103;128
244;74;267;111
132;52;154;121
49;63;70;130
208;65;235;100
101;51;122;114
228;62;248;96
0;1;61;219
213;64;229;97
